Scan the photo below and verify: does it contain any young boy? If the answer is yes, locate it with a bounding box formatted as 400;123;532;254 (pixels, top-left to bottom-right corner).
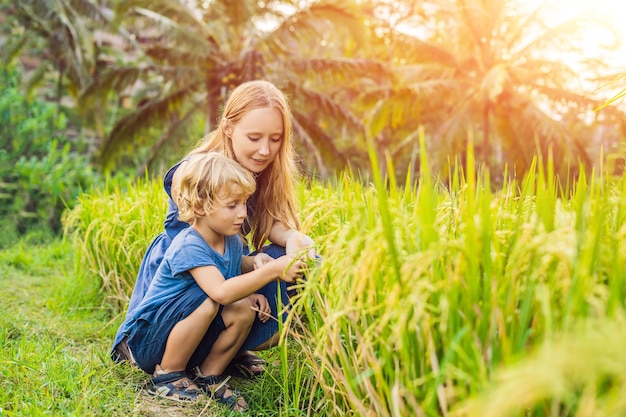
121;152;305;411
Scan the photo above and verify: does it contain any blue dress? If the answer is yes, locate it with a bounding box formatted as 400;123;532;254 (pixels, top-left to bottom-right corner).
112;160;288;358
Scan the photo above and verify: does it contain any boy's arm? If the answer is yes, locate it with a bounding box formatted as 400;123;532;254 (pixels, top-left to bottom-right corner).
190;256;304;305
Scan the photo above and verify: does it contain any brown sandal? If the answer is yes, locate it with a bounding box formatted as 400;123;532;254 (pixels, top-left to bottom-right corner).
225;352;265;378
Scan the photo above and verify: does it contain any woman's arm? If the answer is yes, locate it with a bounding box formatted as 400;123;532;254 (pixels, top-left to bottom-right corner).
269;221;316;258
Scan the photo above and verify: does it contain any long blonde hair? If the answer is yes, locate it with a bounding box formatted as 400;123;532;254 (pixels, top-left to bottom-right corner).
188;80;300;250
176;152;256;225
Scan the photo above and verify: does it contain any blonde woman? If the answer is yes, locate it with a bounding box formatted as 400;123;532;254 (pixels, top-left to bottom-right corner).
113;80;316;378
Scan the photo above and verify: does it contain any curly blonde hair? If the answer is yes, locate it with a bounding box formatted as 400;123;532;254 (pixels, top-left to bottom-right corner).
189;80;300;250
176;152;256;224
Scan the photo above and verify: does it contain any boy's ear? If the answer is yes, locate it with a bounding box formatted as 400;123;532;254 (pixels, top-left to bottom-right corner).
194;204;206;216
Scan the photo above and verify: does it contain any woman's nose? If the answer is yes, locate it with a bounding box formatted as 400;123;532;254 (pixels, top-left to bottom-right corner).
257;139;270;155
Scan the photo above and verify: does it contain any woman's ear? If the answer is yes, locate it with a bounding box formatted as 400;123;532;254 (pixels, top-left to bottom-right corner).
223;120;232;136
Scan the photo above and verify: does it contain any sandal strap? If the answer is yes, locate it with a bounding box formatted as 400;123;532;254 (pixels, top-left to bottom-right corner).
195;374;245;410
151;370;189;385
213;384;242;409
199;374;224;386
149;371;201;402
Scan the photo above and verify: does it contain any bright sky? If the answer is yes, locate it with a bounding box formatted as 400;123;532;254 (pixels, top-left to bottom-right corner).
526;0;626;68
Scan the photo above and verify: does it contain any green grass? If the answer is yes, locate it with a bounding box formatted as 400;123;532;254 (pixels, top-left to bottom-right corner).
0;238;139;416
0;236;319;416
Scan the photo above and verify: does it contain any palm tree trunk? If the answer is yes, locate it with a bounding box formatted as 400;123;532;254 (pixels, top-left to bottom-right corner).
56;62;64;117
482;101;491;164
205;84;221;135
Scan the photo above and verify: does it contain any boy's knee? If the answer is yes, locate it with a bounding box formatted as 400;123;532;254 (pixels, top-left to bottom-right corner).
223;299;256;325
198;298;220;320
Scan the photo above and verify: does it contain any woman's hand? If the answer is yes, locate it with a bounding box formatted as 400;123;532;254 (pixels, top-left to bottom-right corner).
248;294;271;323
253;253;273;270
285;230;316;260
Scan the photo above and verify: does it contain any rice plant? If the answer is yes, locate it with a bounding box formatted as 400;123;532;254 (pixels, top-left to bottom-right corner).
285;145;626;416
62;176;166;313
64;142;626;416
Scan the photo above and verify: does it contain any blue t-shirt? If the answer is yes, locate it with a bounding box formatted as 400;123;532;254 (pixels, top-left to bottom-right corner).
125;227;243;327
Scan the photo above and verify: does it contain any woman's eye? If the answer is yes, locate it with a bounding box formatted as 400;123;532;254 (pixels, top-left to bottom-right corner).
248;136;260;141
271;137;282;143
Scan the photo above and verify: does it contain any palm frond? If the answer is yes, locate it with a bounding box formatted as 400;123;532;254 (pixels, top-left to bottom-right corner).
117;0;206;29
287;81;365;135
387;33;459;68
262;1;365;56
293;110;347;177
81;65;200;103
502;0;550;50
137;106;201;176
281;58;390;84
514;13;599;57
99;87;203;167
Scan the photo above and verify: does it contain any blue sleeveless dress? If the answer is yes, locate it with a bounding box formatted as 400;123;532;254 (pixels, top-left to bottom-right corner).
111;160;288;357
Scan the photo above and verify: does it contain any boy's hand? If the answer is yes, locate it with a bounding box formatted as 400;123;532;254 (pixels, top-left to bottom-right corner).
248;294;271;323
274;255;306;283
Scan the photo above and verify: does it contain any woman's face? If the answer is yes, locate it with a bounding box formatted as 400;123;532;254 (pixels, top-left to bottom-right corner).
229;107;283;174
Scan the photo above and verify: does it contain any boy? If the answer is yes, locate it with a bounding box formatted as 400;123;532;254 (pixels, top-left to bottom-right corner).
121;152;305;411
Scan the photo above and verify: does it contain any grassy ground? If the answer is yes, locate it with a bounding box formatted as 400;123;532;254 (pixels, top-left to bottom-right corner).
0;237;291;416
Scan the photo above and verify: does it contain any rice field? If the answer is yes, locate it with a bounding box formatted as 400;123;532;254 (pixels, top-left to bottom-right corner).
62;145;626;416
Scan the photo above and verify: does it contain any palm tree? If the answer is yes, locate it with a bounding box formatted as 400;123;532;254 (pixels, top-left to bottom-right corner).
83;0;386;177
4;0;130;102
356;0;623;178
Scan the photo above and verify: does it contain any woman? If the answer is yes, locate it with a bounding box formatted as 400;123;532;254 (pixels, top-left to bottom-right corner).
112;80;315;377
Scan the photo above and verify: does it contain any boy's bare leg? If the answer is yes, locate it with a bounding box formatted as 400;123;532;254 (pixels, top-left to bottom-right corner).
195;299;255;411
198;298;256;376
159;298;219;374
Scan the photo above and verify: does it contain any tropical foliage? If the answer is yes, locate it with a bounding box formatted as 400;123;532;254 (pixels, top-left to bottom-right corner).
2;0;128;100
2;0;624;180
0;65;99;241
80;0;386;177
353;0;625;179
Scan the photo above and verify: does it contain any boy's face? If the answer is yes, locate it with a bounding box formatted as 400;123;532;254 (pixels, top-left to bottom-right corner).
205;192;249;237
229;106;283;174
